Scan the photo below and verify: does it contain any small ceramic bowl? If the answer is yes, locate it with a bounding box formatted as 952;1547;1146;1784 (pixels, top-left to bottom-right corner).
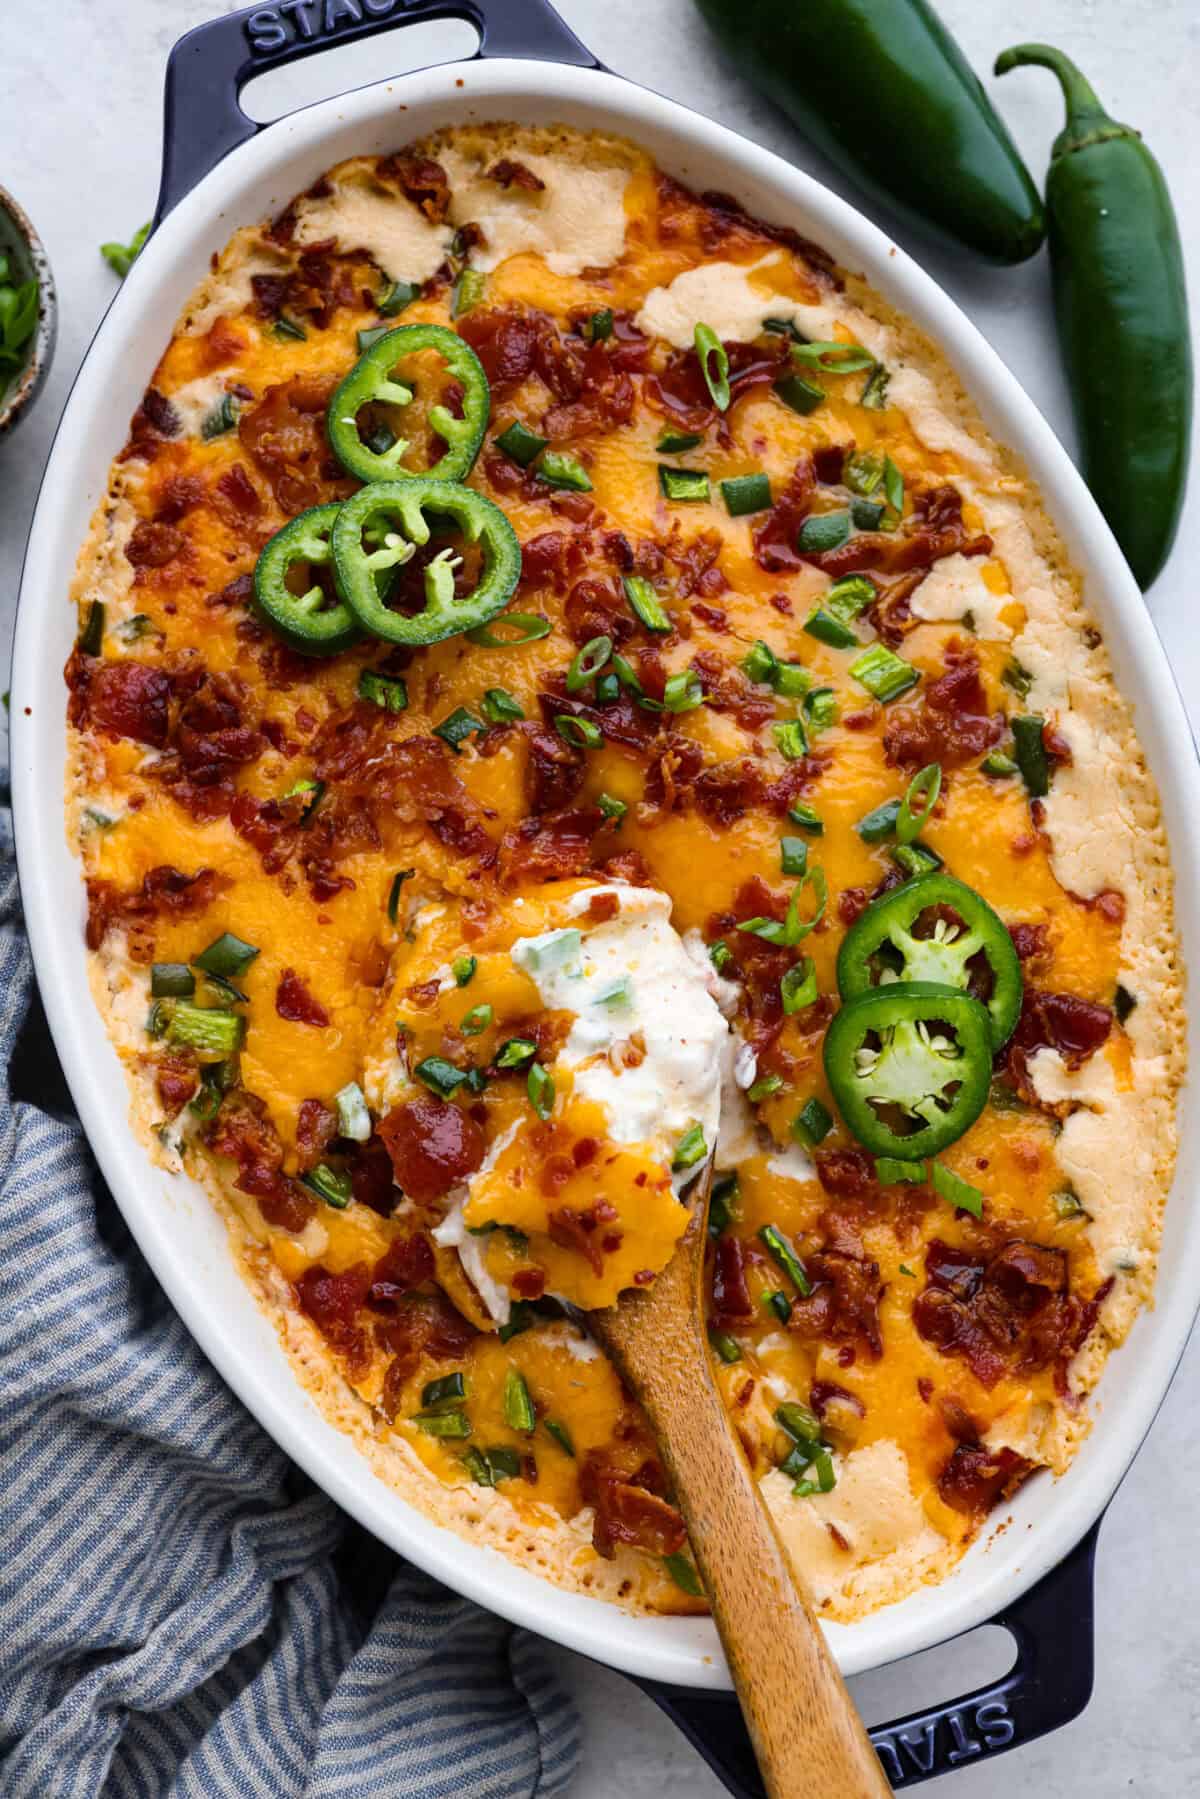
0;185;56;440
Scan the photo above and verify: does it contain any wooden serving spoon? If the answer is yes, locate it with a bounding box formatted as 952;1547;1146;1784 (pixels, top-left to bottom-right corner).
589;1185;892;1799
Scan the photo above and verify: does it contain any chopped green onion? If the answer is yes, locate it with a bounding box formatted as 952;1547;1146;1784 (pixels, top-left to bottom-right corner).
335;1080;372;1142
709;939;733;974
825;575;876;626
792;1449;837;1497
764;1291;792;1323
595;975;633;1009
356;324;391;353
773;719;808;761
504;1368;537;1433
931;1160;984;1218
738;868;827;947
897;762;942;844
378;279;421;316
892;842;942;880
658;465;710;503
567;635;613;691
656;428;703;453
860;363;890;409
780;836;808;877
748;1074;784;1105
527;1062;555;1120
167;1002;245;1061
100;221;150;277
762;317;803;340
452;268;485;318
803;687;838;733
496;1306;535;1346
797;511;851;554
271;315;307;342
769;664;809;704
661;670;705;714
1115;984;1137;1026
358;668;408;712
788;802;823;835
414;1410;472;1439
481;686;525;724
1002;659;1034;700
774;374;824;415
387;868;415;925
899;1264;915;1278
78;600;105;656
452;956;477;987
200;393;238;439
461;1004;493;1036
844;451;884;496
464;1444;521;1483
610;653;645;696
194;933;259;978
117;614;157;642
791;340;875;375
1012;715;1050;797
850;497;885;531
543;1418;575;1456
496;1037;537;1070
708;1328;742;1365
981;750;1018;778
884;456;904;514
434;707;485;753
780;957;818;1016
875;1156;926;1186
1054;1188;1085;1220
151;963;195;999
694;322;731;411
708;1172;738;1237
554;713;603;749
188;1068;228;1123
597;792;627;824
792;1097;832;1147
585;307;614;343
415;1057;466;1098
196;969;248;1007
849;643;919;703
663;1553;704;1597
776;1402;821;1443
672;1122;707;1172
495;420;547;467
742;640;779;684
857;797;901;843
759;1224;812;1296
467;612;552;648
720;472;772;516
514;928;581;975
594;672;620;705
622;575;671;633
803;607;858;650
301;1163;353;1209
422;1371;467;1411
539;449;592;492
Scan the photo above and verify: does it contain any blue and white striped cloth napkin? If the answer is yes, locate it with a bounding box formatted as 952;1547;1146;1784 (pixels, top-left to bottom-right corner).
0;823;579;1797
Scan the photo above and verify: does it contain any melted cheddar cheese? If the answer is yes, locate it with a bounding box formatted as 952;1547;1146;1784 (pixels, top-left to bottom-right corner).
66;122;1182;1622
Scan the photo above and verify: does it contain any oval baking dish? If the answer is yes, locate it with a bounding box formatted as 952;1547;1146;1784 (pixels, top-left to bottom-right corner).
11;1;1199;1787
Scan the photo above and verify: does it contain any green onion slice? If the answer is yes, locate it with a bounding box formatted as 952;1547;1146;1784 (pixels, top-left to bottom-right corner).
416;1056;466;1099
720;472;772;517
896;762;942;844
671;1122;707;1173
194;933;259;979
387;868;415;925
467;612;552;648
335;1081;372;1143
495;420;547;467
461;1004;493;1036
656;428;703;453
792;1097;832;1147
803;608;859;650
539;449;592;492
759;1224;812;1296
567;635;613;691
554;714;602;749
849;643;919;703
622;574;671;633
504;1368;537;1433
780;957;818;1016
931;1160;984;1218
527;1062;555;1119
658;466;710;503
434;707;485;753
481;687;525;724
358;668;409;712
694;322;731;411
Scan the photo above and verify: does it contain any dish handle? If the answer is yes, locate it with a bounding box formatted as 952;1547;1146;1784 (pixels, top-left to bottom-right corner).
635;1518;1099;1792
155;0;599;224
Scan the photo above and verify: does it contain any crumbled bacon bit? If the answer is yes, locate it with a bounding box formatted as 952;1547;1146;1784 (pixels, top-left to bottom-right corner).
71;657;171;746
125;520;186;569
884;650;1004;770
239;375;348;514
1003;988;1113;1108
276;969;330;1027
85;865;227;955
521;722;586;815
498;806;602;885
365;1234;436;1310
207;1091;315;1233
377;153;451;221
378;1291;478;1414
579;1451;686;1559
938;1442;1033;1516
377;1096;485;1203
296;1263;371;1372
155;1053;198;1118
295;1098;337;1167
485;157;545;191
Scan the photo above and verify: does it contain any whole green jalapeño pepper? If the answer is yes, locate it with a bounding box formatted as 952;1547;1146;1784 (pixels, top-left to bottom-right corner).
693;0;1044;264
331;478;520;648
252;502;361;656
996;46;1192;590
836;872;1022;1050
327;323;490;485
823;982;992;1161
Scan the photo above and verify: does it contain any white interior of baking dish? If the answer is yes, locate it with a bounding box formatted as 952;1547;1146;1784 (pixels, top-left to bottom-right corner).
12;57;1200;1690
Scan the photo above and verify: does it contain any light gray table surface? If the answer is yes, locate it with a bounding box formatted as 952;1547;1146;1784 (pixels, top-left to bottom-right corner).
3;1;1198;1792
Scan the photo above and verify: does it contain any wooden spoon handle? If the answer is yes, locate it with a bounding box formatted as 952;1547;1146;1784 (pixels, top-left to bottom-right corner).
635;1346;891;1798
